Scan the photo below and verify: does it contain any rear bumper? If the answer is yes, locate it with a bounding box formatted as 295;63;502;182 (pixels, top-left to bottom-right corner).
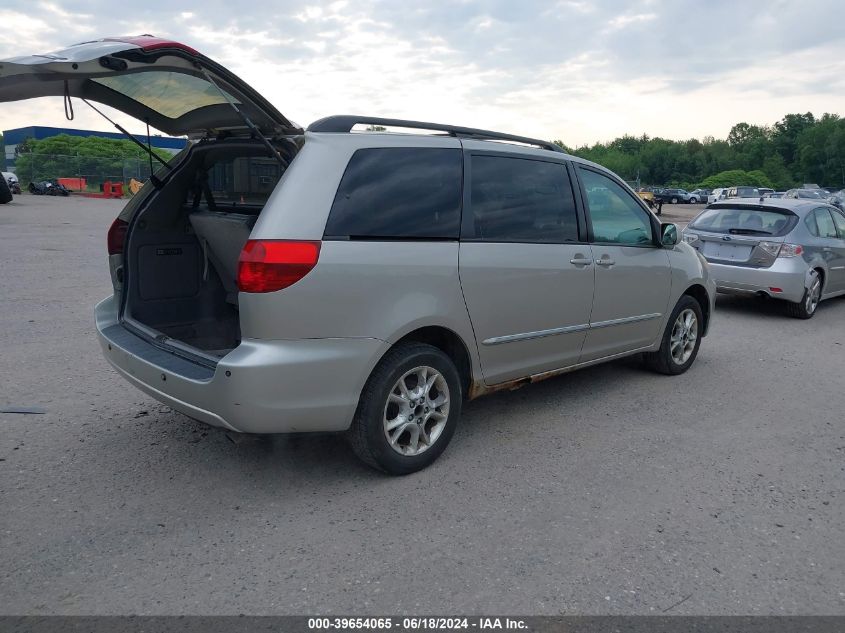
709;258;810;303
95;296;387;434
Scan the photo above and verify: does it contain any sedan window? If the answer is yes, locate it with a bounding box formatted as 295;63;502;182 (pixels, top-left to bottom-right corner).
813;208;839;239
830;209;845;239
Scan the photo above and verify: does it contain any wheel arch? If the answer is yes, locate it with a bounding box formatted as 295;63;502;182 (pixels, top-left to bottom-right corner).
682;283;711;335
812;265;826;289
385;326;476;400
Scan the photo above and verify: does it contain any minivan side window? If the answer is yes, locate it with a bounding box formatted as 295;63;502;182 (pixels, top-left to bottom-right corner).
324;148;462;239
578;167;654;245
467;155;578;243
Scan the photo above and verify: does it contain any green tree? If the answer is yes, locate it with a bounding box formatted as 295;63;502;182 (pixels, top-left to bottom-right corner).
699;169;773;189
559;111;843;190
771;112;816;175
14;134;166;188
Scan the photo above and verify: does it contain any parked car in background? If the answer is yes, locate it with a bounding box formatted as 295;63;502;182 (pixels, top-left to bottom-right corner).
726;186;760;199
757;188;774;196
2;171;18;187
689;189;710;203
708;187;728;204
785;188;825;200
765;191;786;199
826;190;845;211
654;188;693;204
0;35;719;474
683;198;845;319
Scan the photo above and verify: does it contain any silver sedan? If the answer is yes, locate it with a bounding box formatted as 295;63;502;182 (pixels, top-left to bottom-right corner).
682;198;845;318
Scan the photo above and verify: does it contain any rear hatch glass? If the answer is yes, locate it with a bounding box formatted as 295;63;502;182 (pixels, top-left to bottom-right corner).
687;205;798;266
0;37;297;138
689;206;797;237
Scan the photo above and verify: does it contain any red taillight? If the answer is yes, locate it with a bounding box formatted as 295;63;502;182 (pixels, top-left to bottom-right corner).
107;218;128;255
237;240;321;293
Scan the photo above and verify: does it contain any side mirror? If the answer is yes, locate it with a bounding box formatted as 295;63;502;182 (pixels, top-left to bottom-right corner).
661;223;679;247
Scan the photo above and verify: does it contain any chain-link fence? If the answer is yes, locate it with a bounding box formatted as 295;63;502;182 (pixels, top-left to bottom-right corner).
11;153;155;193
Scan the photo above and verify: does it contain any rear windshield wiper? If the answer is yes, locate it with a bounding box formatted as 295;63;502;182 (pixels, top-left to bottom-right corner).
728;228;773;235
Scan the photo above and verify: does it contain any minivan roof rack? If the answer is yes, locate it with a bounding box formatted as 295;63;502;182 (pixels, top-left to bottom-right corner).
307;115;565;153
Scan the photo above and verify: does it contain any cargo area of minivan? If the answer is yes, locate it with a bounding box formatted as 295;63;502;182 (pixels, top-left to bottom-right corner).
122;138;299;360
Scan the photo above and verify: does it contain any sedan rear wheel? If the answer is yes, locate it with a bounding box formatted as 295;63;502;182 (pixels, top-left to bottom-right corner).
786;271;822;319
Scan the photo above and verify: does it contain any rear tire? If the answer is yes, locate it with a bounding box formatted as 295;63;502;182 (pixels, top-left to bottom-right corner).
785;271;822;319
348;342;462;475
0;175;12;204
671;197;679;204
644;295;704;375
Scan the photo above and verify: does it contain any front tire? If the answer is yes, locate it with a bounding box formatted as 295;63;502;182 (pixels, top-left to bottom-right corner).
644;295;704;375
671;197;679;204
786;271;822;319
348;342;462;475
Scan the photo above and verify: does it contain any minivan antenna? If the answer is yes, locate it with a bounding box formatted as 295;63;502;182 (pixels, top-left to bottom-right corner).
197;66;288;167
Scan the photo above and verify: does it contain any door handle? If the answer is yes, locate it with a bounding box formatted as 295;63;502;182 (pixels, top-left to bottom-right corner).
570;257;593;266
596;258;616;266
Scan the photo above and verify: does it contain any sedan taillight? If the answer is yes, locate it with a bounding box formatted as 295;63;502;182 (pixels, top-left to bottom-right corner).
237;240;321;293
777;243;803;258
759;242;803;258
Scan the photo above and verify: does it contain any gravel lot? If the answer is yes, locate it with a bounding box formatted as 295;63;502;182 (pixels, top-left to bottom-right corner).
1;194;843;615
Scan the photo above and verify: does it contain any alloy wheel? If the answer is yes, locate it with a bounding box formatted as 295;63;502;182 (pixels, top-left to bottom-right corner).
806;278;821;315
670;309;698;365
383;366;450;456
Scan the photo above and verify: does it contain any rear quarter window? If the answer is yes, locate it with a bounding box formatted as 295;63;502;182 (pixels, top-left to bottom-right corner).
324;148;462;239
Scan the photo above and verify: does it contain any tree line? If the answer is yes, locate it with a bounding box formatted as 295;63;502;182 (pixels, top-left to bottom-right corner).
554;112;845;191
12;134;167;188
7;112;845;192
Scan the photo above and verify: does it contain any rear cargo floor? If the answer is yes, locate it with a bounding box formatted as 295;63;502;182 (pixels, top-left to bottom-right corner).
157;322;239;356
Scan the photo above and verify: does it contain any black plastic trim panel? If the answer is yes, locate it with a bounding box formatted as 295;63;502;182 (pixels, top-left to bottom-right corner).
101;324;215;381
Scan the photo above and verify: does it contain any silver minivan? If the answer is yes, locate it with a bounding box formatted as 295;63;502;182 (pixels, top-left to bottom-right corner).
1;36;716;473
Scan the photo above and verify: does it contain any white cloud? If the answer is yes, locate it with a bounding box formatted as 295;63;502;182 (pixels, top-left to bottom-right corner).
606;12;657;32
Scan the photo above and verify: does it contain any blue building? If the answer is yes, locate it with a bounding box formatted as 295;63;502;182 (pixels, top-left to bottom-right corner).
3;126;188;171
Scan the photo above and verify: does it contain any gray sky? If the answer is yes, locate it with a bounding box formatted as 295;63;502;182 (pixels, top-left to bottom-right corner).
1;0;843;146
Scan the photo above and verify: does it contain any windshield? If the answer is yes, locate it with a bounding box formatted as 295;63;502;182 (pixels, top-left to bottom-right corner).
796;190;823;199
689;207;797;236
